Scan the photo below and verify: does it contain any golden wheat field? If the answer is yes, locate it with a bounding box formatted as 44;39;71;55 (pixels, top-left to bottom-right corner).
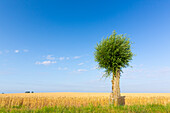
0;93;169;108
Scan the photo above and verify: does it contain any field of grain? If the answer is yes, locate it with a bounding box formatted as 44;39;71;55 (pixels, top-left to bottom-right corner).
0;93;170;108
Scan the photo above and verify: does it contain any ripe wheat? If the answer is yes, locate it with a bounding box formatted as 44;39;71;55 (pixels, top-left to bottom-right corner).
0;94;169;108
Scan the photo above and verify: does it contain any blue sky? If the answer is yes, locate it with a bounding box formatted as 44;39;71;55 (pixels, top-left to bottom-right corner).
0;0;170;93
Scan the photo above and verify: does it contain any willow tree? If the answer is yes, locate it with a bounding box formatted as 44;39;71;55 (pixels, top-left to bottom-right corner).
94;31;133;106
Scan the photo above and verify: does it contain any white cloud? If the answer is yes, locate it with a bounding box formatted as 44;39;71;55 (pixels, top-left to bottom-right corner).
5;50;10;53
77;69;88;72
46;55;55;60
78;63;84;66
57;67;68;71
23;49;29;52
14;50;19;53
0;51;2;54
35;61;41;65
35;61;56;65
52;61;57;63
73;56;81;59
90;66;98;70
66;57;70;60
59;57;65;61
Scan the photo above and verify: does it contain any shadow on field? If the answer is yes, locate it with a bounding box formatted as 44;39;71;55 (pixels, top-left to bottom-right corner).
119;96;125;105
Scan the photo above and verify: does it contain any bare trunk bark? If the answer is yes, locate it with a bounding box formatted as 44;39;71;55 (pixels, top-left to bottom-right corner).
118;70;121;97
111;73;114;103
114;70;121;106
112;73;114;93
114;71;118;106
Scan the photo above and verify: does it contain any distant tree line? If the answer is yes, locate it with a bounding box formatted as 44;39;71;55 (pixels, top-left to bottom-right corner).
25;91;34;93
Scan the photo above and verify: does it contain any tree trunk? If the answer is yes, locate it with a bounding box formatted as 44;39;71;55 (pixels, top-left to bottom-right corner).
114;71;118;106
118;70;121;97
112;73;115;93
114;70;121;106
111;73;114;103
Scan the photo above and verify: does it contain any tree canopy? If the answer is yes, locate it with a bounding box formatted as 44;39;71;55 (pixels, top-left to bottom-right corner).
94;31;133;77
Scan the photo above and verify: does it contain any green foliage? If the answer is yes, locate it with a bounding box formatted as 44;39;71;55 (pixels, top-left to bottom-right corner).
0;104;169;113
94;30;134;77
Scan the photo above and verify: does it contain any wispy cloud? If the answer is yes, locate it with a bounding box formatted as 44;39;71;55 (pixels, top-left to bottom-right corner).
45;56;70;61
14;50;19;53
78;63;84;65
5;50;10;53
90;66;98;70
23;49;29;52
46;55;55;60
66;57;70;60
35;61;57;65
71;69;88;73
57;67;68;71
0;49;29;54
59;57;65;61
73;56;81;59
77;69;88;72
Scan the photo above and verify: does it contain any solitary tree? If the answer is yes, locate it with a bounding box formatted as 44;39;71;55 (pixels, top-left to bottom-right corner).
94;31;133;106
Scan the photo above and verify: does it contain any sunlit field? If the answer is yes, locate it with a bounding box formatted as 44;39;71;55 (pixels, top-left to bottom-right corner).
0;93;169;108
0;93;170;112
1;92;170;97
